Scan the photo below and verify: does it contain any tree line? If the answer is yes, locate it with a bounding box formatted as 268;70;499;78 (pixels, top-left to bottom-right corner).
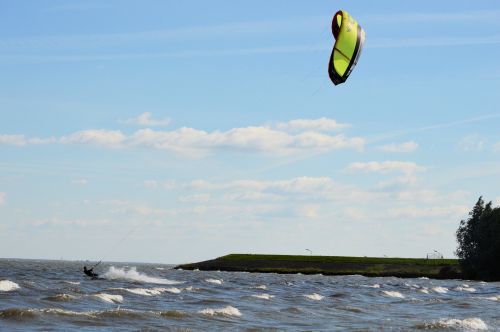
456;197;500;281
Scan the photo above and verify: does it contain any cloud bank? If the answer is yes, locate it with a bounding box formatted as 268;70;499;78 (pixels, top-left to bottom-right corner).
1;118;364;157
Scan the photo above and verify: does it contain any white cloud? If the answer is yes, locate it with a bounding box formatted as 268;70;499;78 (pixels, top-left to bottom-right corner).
103;200;171;217
72;179;88;185
387;205;469;219
377;141;418;153
178;193;210;203
123;112;171;127
143;180;158;188
276;118;350;132
0;192;5;206
0;134;55;146
492;142;500;153
347;161;424;174
0;119;364;157
117;125;362;157
458;134;486;152
60;129;125;147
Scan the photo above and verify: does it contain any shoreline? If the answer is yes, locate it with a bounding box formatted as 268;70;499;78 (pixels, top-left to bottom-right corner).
175;254;462;280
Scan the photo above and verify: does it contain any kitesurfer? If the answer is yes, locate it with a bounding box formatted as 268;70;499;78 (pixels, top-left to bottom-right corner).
83;266;98;279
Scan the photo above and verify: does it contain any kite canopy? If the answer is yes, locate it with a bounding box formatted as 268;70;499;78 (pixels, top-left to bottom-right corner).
328;10;365;85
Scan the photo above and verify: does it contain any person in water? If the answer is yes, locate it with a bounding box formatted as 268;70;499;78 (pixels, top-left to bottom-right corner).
83;266;98;278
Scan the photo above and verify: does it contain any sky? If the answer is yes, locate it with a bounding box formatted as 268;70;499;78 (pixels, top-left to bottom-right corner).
1;0;499;264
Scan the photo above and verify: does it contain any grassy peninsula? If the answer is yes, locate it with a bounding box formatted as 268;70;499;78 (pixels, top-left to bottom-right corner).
176;254;462;279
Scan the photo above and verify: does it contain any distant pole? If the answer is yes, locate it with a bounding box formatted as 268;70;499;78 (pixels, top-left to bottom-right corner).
305;249;312;255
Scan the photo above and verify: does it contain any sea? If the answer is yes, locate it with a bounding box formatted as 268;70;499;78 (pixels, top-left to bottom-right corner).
1;259;499;331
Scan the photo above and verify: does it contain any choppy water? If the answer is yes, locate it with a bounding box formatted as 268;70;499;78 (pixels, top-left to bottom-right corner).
1;259;499;331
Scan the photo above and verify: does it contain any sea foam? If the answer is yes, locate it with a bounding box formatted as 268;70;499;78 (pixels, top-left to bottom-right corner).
304;293;324;301
199;306;241;317
93;293;123;304
120;287;181;296
205;278;223;285
0;280;20;292
455;286;476;293
423;317;488;330
102;266;182;285
382;291;405;299
432;287;448;294
252;293;274;300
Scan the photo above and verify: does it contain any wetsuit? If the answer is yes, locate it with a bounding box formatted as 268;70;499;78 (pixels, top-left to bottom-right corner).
83;266;98;278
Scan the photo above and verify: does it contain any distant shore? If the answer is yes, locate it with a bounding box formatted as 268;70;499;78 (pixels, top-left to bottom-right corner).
175;254;462;279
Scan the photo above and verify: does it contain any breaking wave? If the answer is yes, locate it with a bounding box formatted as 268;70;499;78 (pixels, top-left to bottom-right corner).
116;287;181;296
63;281;80;285
199;306;241;317
93;293;123;304
0;280;20;292
205;278;223;285
432;287;448;294
382;291;405;299
43;294;78;302
454;285;476;293
304;293;324;301
254;285;267;290
251;293;274;300
102;266;182;285
418;317;487;330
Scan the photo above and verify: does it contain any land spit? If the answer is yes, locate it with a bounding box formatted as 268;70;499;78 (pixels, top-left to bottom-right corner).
175;254;462;279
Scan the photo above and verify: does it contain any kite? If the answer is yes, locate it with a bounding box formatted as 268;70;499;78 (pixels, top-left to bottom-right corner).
328;10;365;85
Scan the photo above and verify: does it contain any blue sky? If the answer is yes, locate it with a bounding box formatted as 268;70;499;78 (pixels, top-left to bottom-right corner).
1;0;499;263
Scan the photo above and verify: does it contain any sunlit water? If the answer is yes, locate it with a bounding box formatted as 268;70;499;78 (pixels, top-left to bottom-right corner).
1;259;499;331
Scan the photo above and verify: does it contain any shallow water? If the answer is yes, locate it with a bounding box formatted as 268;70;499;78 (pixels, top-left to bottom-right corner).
1;259;499;331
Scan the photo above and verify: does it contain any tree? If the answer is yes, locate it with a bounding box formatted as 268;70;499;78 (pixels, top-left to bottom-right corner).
456;197;500;280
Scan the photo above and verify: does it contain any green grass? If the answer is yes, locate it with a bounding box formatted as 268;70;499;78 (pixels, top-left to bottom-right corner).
219;254;459;266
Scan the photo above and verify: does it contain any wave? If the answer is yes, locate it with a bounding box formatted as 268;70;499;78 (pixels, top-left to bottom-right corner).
63;281;81;285
455;285;476;293
115;287;181;296
362;284;380;289
93;293;123;304
304;293;324;301
418;317;487;330
420;288;430;294
432;287;448;294
205;278;223;285
43;294;78;302
0;280;20;292
382;291;405;299
0;307;150;321
251;293;274;300
254;285;267;290
199;306;241;317
102;266;182;285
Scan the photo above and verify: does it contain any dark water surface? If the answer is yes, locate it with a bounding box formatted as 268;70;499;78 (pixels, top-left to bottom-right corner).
1;259;499;331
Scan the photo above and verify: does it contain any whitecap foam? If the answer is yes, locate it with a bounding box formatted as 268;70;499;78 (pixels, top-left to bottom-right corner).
116;287;181;296
427;317;488;330
432;286;448;294
254;285;267;290
93;293;123;304
199;306;241;317
382;291;405;299
251;293;274;300
205;278;223;285
483;295;500;301
418;277;429;280
0;280;20;292
420;288;429;294
455;286;476;293
63;281;80;285
102;266;182;285
304;293;324;301
366;284;380;289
